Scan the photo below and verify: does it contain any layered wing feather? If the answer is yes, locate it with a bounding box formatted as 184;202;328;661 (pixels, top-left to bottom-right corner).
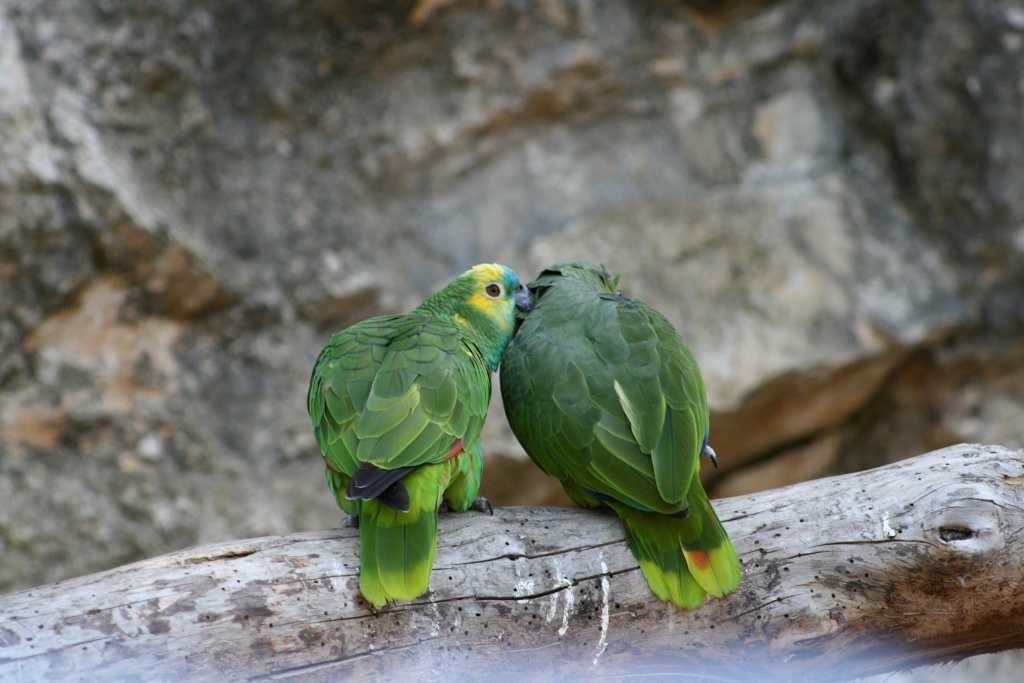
501;281;706;514
309;314;491;488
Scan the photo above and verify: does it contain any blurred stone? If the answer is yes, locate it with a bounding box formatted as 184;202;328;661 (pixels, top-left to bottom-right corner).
753;91;827;166
0;10;59;186
710;430;843;498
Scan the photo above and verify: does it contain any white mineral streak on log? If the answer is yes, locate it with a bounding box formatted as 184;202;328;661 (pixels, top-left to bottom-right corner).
592;557;610;666
1;445;1023;682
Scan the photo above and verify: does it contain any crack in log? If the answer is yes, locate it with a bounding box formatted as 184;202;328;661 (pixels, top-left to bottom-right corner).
725;593;806;621
184;547;261;565
7;634;114;663
807;538;922;549
449;539;625;567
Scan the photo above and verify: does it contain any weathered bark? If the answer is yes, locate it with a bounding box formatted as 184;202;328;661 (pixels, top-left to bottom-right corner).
2;443;1023;682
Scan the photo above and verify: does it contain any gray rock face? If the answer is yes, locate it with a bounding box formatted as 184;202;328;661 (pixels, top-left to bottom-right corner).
2;0;1023;627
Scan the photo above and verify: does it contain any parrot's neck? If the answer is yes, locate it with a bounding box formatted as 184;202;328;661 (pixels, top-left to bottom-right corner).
417;295;511;372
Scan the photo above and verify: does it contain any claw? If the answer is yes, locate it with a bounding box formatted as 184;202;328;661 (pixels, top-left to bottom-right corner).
471;497;494;515
438;499;452;513
703;444;719;469
342;514;360;529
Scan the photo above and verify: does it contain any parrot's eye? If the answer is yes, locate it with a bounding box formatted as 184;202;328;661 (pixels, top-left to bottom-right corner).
485;283;503;298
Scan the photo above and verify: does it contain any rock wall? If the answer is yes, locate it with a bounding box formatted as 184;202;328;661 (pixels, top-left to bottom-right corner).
2;1;1023;634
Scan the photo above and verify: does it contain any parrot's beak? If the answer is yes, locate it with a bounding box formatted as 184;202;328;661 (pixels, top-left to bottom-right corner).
514;283;534;313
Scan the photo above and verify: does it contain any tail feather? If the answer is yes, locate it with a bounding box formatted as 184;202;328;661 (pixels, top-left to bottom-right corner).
616;483;741;609
356;465;443;607
624;520;705;608
680;485;741;599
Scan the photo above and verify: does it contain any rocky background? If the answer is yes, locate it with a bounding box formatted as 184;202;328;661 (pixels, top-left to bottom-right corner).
2;0;1024;678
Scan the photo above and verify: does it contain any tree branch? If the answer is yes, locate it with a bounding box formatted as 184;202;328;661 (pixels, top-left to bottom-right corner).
2;444;1023;682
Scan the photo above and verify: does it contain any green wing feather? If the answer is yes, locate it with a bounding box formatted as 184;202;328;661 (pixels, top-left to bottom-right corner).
309;313;491;607
501;262;741;609
311;315;490;476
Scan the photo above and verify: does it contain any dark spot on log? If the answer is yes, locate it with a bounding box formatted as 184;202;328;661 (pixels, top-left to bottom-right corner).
251;637;275;655
939;526;975;542
65;607;117;636
147;620;171;635
229;588;275;625
298;626;324;647
163;598;197;616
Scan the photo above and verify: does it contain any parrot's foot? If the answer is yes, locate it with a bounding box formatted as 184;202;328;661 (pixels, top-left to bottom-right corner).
702;444;719;469
341;514;359;529
437;497;494;514
471;497;494;515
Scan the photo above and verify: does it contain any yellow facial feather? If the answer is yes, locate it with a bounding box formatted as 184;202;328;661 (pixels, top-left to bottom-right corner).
457;263;515;334
465;289;512;334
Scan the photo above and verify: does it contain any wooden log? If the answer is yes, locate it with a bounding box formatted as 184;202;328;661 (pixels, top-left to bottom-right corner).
2;444;1023;682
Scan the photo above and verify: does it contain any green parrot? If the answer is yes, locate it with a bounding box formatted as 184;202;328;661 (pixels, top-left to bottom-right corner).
308;263;533;607
500;261;741;609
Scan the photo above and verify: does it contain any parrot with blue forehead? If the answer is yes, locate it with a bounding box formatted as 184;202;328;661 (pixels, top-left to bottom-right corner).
500;261;740;609
308;263;533;607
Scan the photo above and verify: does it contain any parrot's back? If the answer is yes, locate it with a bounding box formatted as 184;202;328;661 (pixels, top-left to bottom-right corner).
309;263;532;608
501;261;741;608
